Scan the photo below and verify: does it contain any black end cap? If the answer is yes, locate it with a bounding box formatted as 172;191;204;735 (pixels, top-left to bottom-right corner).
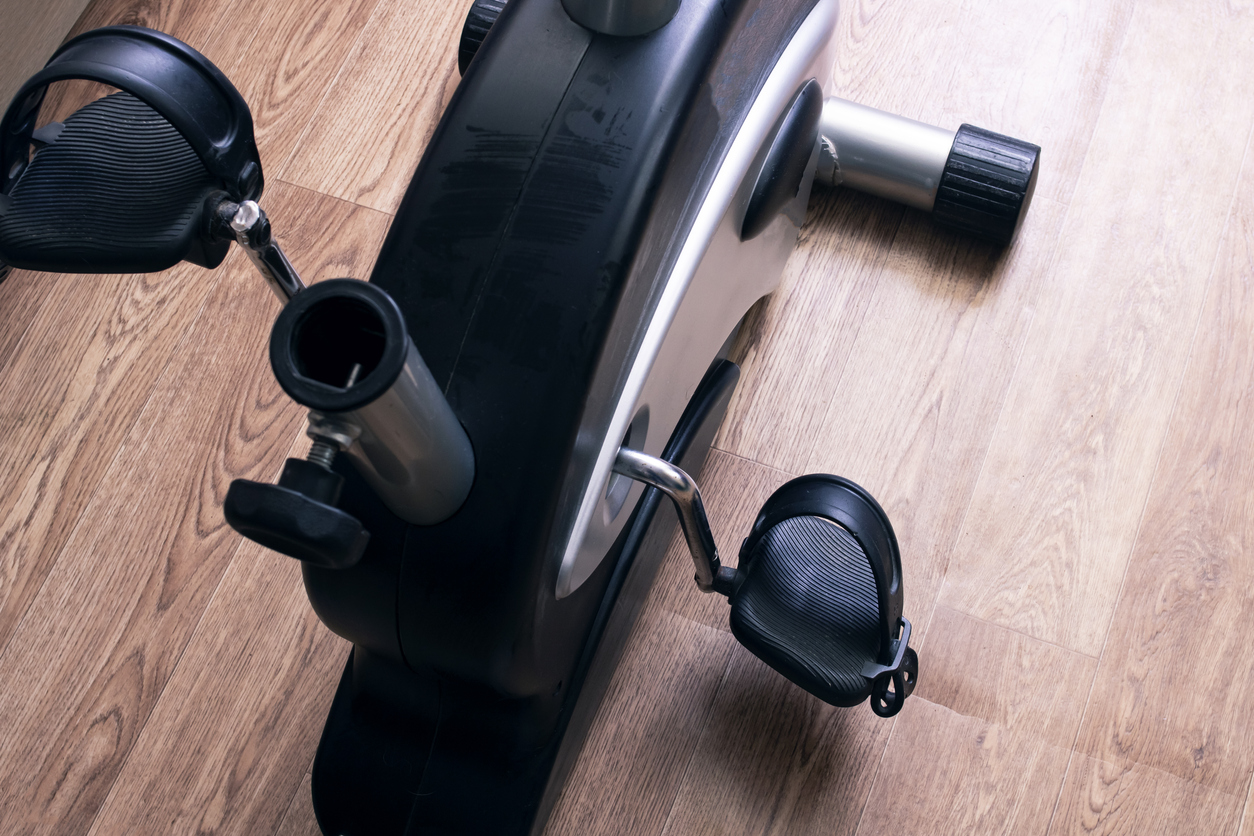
933;124;1040;247
459;0;510;75
224;476;369;570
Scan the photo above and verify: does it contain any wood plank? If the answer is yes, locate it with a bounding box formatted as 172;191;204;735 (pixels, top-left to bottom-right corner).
713;190;902;475
0;266;219;656
1241;778;1254;836
827;0;1134;205
202;0;383;178
927;0;1136;206
0;0;91;111
0;182;388;835
275;773;321;836
1065;118;1254;800
280;0;471;212
546;609;737;836
851;607;1095;835
937;0;1254;656
85;539;347;835
659;645;892;836
646;449;794;633
1050;755;1243;836
802;196;1066;643
66;0;232;42
857;699;1071;836
825;0;970;121
0;270;57;375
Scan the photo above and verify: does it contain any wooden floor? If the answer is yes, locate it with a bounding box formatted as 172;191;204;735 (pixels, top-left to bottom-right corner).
2;0;1252;833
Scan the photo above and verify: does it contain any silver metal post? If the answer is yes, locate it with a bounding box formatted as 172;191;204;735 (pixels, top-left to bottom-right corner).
229;200;306;302
305;339;476;526
817;97;956;212
612;447;722;592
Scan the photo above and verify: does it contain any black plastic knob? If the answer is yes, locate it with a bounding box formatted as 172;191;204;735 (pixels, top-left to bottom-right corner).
933;124;1040;247
459;0;510;75
224;458;370;570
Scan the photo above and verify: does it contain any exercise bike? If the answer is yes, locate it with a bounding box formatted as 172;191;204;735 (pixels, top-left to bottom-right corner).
0;1;1038;833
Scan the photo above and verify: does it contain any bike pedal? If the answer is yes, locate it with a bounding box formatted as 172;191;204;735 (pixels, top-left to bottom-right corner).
728;475;918;717
0;91;228;274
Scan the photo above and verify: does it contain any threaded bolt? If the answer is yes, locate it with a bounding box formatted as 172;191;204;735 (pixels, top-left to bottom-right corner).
308;439;338;469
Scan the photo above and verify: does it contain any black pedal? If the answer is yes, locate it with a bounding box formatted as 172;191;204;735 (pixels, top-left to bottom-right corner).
0;25;263;279
729;475;918;717
0;92;227;274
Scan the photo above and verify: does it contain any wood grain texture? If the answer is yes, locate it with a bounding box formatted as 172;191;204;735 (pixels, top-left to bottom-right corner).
659;646;892;836
859;699;1072;836
851;607;1095;836
714;190;902;475
275;773;321;836
0;183;388;835
927;0;1136;206
803;196;1066;644
916;607;1096;751
546;609;737;836
280;0;473;212
84;539;347;835
213;0;383;176
938;0;1254;657
0;271;57;375
4;0;1254;833
1066;122;1254;801
0;267;220;657
1050;755;1244;836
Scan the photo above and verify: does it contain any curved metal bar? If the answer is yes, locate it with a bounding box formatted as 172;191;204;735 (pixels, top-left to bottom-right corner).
612;447;720;591
227;200;305;302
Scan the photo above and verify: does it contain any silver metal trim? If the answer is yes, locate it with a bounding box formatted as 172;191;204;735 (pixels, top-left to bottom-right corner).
311;341;475;526
554;0;839;598
230;200;306;302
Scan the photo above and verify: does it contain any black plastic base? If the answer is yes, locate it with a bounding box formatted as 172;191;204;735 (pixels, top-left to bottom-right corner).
311;360;740;836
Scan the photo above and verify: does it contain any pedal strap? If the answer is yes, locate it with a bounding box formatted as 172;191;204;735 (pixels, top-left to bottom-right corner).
730;474;917;716
0;25;261;202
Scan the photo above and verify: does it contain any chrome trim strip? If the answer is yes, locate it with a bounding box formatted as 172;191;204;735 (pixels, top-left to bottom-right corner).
555;0;839;598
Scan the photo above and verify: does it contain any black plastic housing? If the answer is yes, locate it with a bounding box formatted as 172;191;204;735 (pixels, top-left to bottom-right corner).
269;278;409;413
296;0;821;831
0;25;262;201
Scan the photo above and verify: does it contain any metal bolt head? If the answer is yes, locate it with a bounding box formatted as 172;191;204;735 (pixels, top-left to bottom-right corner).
230;200;262;234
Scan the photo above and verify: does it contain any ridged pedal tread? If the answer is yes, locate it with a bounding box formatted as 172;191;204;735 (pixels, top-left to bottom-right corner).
0;91;227;273
729;514;879;706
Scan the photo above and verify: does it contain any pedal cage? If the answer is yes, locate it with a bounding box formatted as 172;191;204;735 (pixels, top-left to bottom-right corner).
0;25;262;277
728;475;918;717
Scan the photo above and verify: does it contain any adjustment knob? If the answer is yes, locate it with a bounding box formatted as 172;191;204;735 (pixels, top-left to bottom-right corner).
459;0;510;75
224;458;370;570
932;124;1040;246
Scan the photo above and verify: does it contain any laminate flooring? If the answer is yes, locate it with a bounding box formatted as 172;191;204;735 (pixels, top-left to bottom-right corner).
1;0;1252;833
